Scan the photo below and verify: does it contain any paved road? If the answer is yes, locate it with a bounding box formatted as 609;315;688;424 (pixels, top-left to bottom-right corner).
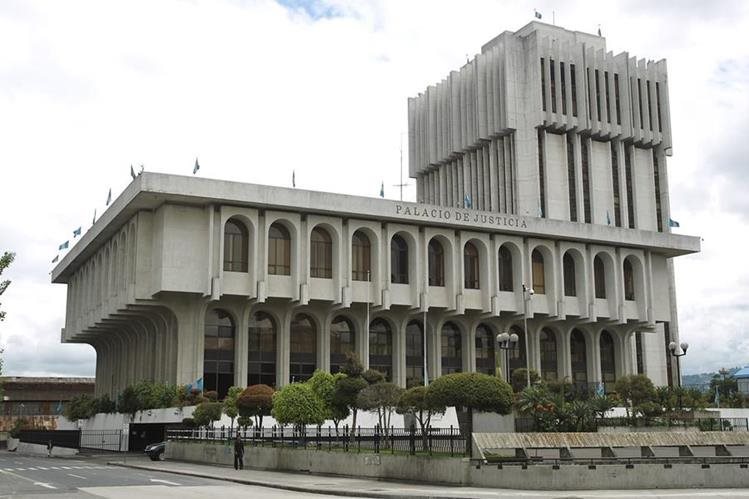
0;453;365;498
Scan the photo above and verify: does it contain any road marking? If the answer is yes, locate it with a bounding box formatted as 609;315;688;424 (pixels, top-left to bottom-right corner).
4;468;13;471
67;473;87;480
37;466;49;470
61;466;71;469
16;468;26;471
149;478;181;486
26;467;37;470
50;466;60;469
34;482;56;489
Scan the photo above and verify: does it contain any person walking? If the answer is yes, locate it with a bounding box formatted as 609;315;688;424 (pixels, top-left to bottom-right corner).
233;434;244;470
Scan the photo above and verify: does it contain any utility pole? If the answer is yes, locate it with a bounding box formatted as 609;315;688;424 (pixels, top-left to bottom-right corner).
393;134;409;201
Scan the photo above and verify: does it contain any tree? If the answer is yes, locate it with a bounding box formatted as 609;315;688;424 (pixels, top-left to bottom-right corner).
614;374;657;419
236;384;275;429
589;394;615;419
192;401;222;428
356;382;404;438
271;383;326;430
334;352;369;442
396;386;446;449
223;386;243;430
117;386;141;417
0;251;15;322
64;395;95;421
510;368;540;393
307;370;348;433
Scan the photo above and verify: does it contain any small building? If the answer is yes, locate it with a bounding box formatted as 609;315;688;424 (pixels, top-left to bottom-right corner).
735;368;749;395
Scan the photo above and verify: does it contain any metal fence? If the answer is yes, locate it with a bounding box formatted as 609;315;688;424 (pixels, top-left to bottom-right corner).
515;416;749;433
79;430;125;452
18;429;125;452
168;425;467;457
19;430;80;449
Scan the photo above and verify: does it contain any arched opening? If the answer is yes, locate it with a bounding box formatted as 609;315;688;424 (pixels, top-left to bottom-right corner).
475;324;495;376
623;258;635;301
441;322;462;375
268;222;291;275
204;309;235;399
369;318;393;381
351;230;371;281
330;316;355;373
594;255;606;299
532;249;546;294
563;252;577;296
428;239;445;287
310;227;332;278
290;314;316;382
570;329;588;390
508;326;527;377
539;328;557;381
600;330;616;392
224;218;249;272
405;320;424;388
248;311;276;387
464;242;480;289
390;235;409;284
498;245;514;292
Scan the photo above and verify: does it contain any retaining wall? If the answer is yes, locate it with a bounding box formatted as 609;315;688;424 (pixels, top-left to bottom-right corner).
166;440;749;490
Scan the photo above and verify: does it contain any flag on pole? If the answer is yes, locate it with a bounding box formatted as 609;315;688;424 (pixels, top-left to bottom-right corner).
130;164;136;180
59;241;69;251
669;218;680;228
534;9;542;19
92;209;97;225
73;227;82;238
51;255;59;264
379;181;384;198
606;210;611;225
464;193;472;209
193;157;200;175
292;170;296;188
106;188;112;206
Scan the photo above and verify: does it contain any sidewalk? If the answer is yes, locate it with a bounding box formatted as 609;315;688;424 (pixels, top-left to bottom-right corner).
104;456;749;498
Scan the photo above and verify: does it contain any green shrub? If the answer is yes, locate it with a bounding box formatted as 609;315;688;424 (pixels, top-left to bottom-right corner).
426;372;513;415
64;395;95;420
236;384;275;428
271;383;326;428
192;401;222;428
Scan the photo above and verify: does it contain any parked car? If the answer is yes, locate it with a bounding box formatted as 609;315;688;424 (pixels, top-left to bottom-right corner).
144;442;166;461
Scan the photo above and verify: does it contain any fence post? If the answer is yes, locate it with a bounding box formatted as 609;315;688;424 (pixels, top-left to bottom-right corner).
391;426;395;455
374;425;380;454
328;426;332;451
409;426;415;456
450;425;454;457
344;425;349;453
428;427;433;456
357;426;361;453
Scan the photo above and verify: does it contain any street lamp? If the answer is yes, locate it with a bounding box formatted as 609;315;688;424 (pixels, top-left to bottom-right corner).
496;332;519;381
668;341;688;412
522;283;534;389
717;367;730;408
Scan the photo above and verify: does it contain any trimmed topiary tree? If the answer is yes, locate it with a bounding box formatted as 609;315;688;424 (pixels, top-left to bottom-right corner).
192;401;223;429
271;383;326;431
396;385;446;449
356;382;404;438
236;384;275;429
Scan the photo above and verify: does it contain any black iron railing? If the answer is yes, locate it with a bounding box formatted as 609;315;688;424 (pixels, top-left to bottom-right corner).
514;416;749;433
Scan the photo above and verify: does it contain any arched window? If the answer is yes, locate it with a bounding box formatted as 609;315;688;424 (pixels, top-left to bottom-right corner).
508;326;527;376
390;235;409;284
600;330;616;391
441;322;462;375
428;239;445;287
563;253;576;296
405;320;424;387
290;314;316;382
224;218;249;272
464;242;480;289
532;249;546;294
310;227;332;278
352;230;371;281
539;328;557;381
623;258;635;301
594;255;606;299
248;311;276;387
475;324;495;376
570;329;587;387
498;245;514;292
204;309;235;399
369;319;392;380
268;223;291;275
330;316;355;373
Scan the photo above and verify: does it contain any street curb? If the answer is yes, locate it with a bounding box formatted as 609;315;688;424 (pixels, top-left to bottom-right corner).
106;461;470;499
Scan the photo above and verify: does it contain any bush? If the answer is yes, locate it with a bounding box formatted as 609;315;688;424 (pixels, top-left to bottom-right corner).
93;395;117;414
192;401;222;428
181;417;197;428
236;384;275;428
64;395;95;420
510;368;540;393
427;372;513;415
271;383;326;428
9;418;31;438
177;385;204;407
204;390;218;402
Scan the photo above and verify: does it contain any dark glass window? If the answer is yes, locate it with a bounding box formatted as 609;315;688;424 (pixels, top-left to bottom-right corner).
571;64;578;117
563;253;576;297
540;58;546;111
623;258;636;301
537;128;546;218
464;242;480;289
614;73;621;125
330;316;355;374
248;311;276;387
664;322;673;387
369;318;392;381
268;223;291;275
428;239;445;287
646;80;653;130
625;144;635;229
441;322;462;375
570;329;587;385
508;326;526;375
611;142;621;227
475;324;495;376
539;328;557;381
498;245;513;292
390;235;408;284
290;314;316;382
405;320;424;388
656;82;663;132
595;69;601;120
653;148;663;232
604;70;611;123
581;137;591;223
532;249;545;294
550;59;557;113
224;219;248;272
560;61;567;115
637;78;644;130
600;330;616;391
204;309;235;399
567;134;577;222
352;230;371;281
594;255;606;299
310;227;332;278
636;332;644;375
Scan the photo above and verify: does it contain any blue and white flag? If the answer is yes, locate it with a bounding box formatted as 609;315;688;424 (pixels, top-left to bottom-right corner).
464;193;472;209
195;377;204;392
106;188;112;206
379;181;384;198
73;226;82;238
193;157;200;175
534;9;542;19
606;210;611;225
669;218;680;228
59;241;69;251
596;382;605;397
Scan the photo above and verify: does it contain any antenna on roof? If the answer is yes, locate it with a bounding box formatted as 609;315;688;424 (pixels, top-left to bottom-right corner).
597;24;602;36
393;133;410;201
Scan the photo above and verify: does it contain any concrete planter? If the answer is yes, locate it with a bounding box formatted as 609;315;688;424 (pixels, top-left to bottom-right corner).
7;437;18;451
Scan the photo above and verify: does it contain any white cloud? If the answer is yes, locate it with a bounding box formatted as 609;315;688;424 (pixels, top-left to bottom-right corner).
1;0;747;377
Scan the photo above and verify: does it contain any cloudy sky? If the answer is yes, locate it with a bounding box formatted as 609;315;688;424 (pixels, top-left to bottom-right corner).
1;0;747;378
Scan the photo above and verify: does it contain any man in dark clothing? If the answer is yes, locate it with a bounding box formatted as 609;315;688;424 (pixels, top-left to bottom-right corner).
233;434;244;470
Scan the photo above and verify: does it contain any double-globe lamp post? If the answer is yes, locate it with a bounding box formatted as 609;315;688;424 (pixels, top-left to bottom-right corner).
496;331;519;382
668;340;688;411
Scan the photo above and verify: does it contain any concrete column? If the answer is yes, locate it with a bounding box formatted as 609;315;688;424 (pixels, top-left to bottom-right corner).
589;329;603;383
319;310;330;373
464;323;476;373
559;327;572;381
278;306;292;387
235;303;251;388
394;317;407;387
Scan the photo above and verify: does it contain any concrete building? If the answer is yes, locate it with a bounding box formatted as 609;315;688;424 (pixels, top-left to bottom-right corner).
0;377;94;431
51;22;699;399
